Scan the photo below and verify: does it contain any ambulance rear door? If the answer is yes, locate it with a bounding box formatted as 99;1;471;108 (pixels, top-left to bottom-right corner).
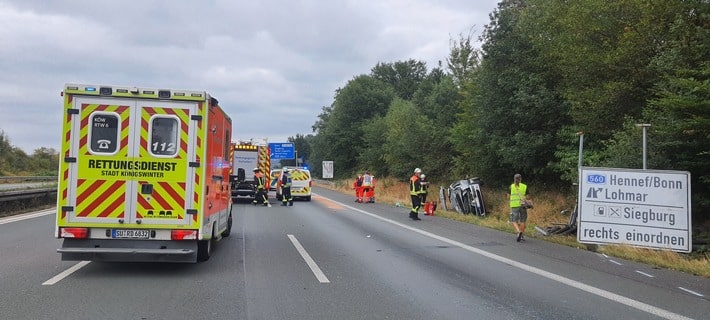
64;96;197;227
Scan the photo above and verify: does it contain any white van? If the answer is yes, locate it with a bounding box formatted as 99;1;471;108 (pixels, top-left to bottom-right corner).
277;167;312;201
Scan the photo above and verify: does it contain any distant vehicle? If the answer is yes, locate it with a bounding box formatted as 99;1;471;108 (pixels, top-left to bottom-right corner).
55;83;233;263
229;142;270;201
277;167;312;201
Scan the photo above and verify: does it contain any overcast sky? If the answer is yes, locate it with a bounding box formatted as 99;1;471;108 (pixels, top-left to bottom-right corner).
0;0;499;153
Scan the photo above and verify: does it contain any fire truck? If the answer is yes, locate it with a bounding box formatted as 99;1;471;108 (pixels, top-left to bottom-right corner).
55;84;233;262
229;142;270;201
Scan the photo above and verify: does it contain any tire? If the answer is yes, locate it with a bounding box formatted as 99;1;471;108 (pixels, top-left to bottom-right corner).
197;224;216;262
305;196;311;201
221;213;232;237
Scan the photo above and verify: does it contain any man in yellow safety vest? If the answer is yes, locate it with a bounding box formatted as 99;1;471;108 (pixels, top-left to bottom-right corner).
507;173;532;242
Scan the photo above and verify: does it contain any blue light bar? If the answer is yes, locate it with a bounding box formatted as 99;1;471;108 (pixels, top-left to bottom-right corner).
85;87;96;92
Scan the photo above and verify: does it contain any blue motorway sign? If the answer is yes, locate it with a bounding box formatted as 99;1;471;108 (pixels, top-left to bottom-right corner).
269;142;295;160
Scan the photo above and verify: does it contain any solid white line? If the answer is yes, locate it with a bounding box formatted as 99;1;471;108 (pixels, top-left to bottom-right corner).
42;261;91;285
287;234;330;283
635;270;655;278
0;209;54;225
314;193;693;320
678;287;704;297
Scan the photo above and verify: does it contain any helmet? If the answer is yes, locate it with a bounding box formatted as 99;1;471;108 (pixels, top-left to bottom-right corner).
283;168;289;173
414;168;422;173
420;174;426;179
253;167;260;172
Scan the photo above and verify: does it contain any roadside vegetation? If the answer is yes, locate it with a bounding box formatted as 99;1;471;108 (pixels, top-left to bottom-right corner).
0;130;58;177
297;0;709;241
317;178;710;278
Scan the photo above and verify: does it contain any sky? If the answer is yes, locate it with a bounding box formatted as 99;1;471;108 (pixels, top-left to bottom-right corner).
0;0;500;154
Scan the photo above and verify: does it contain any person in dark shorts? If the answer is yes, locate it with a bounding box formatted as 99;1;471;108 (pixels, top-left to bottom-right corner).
507;173;532;242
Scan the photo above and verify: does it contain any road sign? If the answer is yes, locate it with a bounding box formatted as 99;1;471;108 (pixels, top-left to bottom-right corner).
322;161;333;179
578;167;691;253
269;143;294;160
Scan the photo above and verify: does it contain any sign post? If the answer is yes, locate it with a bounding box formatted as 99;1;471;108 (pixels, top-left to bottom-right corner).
578;167;692;253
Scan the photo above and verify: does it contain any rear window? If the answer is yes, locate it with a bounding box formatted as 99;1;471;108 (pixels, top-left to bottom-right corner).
149;116;179;157
89;112;120;155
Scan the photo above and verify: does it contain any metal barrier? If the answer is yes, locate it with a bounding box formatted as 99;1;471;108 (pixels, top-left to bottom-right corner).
0;176;57;182
0;188;57;202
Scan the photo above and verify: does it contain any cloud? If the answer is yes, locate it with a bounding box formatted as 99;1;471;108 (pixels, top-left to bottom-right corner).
0;0;499;152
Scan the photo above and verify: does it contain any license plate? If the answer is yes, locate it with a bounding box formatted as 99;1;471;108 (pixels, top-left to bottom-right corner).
112;229;150;239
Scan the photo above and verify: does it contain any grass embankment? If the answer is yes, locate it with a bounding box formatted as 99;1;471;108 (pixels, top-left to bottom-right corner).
317;177;710;278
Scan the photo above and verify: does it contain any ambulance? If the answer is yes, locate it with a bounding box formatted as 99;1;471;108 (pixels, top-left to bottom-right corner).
55;84;233;262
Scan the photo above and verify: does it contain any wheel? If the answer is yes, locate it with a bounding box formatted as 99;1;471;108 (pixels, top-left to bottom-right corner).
305;196;311;201
197;224;216;262
221;213;232;237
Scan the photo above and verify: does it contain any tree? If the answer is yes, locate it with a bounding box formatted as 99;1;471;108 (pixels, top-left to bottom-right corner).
371;60;428;100
447;29;481;86
381;98;435;179
412;71;460;180
310;75;395;179
451;0;571;187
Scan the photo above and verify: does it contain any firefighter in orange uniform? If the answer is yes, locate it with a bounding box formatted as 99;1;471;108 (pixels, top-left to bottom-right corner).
409;168;423;220
367;174;376;203
353;174;364;203
362;171;374;203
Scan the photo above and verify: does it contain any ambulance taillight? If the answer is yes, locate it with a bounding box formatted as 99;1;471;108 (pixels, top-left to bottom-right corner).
171;230;198;240
59;228;89;239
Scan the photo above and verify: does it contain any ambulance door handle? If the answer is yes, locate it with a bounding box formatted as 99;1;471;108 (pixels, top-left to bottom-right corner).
118;219;124;224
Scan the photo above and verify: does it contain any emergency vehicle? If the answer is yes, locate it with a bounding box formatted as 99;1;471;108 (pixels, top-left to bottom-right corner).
55;84;233;263
229;142;270;201
280;166;312;201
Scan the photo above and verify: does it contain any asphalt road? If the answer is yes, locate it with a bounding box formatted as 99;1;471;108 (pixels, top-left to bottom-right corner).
0;187;707;320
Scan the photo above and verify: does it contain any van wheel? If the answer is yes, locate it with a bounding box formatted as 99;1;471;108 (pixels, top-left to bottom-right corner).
222;213;232;237
305;196;311;201
197;224;215;262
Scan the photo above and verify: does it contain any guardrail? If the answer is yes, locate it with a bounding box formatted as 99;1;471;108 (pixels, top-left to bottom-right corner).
0;176;57;182
0;188;57;202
